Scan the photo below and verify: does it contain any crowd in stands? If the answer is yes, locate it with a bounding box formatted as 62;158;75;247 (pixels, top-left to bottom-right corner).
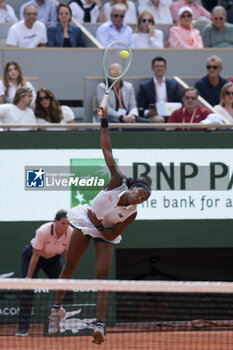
1;1;233;48
0;1;233;129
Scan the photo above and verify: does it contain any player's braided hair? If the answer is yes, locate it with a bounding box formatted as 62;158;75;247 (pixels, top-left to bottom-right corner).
125;177;151;193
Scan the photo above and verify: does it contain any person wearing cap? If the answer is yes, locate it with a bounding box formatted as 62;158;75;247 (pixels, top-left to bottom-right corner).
15;209;73;337
168;87;210;128
168;6;203;48
170;0;211;23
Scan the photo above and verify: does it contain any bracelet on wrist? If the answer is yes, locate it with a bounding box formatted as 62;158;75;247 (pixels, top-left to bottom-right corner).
101;118;108;127
96;223;104;231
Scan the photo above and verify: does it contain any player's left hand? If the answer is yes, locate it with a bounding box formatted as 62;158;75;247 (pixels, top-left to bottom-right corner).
88;209;103;227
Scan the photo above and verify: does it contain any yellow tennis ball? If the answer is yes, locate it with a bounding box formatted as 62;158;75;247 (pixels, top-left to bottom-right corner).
120;50;129;59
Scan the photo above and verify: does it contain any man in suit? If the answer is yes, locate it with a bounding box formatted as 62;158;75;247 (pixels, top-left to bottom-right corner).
96;62;138;123
137;56;182;121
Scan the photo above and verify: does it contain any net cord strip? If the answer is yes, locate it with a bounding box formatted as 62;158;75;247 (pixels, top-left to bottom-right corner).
1;278;233;293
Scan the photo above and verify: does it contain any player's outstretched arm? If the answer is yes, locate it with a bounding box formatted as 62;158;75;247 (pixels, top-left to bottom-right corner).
99;106;122;189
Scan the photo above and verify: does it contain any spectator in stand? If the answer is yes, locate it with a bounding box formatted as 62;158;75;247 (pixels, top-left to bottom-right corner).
170;0;211;23
19;0;57;23
0;87;36;130
0;0;18;22
133;10;164;48
138;0;173;24
214;82;233;123
201;6;233;48
0;61;36;104
69;0;106;23
96;62;138;123
47;3;85;47
6;4;47;48
168;6;203;48
168;87;210;126
137;56;181;122
194;55;228;106
96;4;135;48
35;88;75;129
103;0;137;24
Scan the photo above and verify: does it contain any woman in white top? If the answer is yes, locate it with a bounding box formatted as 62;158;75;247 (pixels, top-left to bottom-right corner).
133;10;164;48
35;88;75;129
0;61;36;104
214;82;233;123
138;0;173;24
103;0;137;24
48;106;151;344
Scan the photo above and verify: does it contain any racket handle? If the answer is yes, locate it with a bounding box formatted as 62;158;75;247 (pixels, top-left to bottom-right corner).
101;93;109;108
98;93;109;117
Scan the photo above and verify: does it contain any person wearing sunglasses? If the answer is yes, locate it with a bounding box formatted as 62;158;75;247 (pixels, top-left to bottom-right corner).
138;0;173;24
168;6;203;48
202;5;233;48
96;3;135;47
194;55;228;106
35;88;75;129
168;87;210;126
133;10;164;48
170;0;211;23
214;82;233;123
96;62;138;123
103;0;137;24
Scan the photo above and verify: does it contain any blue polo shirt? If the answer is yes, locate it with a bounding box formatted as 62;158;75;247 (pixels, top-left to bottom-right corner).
194;75;228;106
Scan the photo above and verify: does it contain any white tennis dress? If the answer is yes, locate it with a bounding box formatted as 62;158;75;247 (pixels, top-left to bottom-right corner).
67;183;137;244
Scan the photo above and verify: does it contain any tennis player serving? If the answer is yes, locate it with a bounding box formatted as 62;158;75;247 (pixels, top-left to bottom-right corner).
48;106;151;344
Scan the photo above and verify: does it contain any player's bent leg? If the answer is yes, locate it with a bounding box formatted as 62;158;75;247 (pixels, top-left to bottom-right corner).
48;230;91;335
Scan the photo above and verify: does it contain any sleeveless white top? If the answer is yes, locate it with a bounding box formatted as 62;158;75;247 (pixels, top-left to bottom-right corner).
67;183;137;244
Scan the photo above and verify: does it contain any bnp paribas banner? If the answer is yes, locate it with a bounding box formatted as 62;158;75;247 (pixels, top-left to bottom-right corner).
0;148;233;221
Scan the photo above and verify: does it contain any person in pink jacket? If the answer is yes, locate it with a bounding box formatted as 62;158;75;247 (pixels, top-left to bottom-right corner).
170;0;211;23
168;6;203;48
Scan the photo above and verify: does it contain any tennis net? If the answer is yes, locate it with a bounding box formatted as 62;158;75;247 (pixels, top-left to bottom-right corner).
1;278;233;350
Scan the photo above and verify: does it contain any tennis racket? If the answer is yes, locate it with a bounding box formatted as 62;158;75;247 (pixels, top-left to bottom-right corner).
100;41;132;111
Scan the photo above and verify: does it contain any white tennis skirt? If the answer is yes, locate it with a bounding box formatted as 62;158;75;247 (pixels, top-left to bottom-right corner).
67;204;122;244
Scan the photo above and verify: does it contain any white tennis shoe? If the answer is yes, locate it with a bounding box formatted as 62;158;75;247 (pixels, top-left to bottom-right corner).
48;307;66;335
92;324;105;344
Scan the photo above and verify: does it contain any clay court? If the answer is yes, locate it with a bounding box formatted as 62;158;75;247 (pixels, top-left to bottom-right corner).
2;324;233;350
